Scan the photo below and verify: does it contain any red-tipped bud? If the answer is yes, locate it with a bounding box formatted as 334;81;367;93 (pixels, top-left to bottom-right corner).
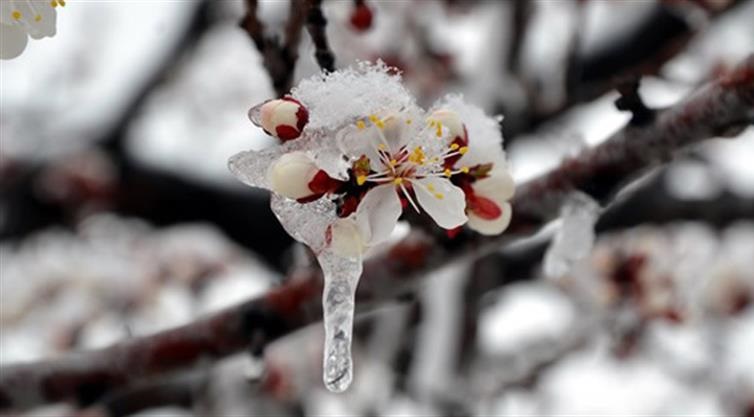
349;2;373;32
254;97;309;141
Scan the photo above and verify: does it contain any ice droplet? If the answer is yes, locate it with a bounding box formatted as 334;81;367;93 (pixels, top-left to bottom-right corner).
544;192;601;278
317;250;363;393
247;100;266;127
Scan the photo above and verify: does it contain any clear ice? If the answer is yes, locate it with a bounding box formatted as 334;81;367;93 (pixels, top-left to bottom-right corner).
544;192;601;278
270;194;363;392
317;250;363;392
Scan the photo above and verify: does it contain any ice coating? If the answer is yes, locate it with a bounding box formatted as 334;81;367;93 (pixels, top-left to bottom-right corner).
317;250;363;392
544;192;602;278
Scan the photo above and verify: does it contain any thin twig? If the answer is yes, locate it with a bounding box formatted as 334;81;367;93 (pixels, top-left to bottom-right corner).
240;0;307;96
0;55;752;412
305;0;336;72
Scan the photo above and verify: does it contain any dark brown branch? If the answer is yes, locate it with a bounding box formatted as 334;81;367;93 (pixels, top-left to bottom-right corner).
1;55;752;412
506;0;533;75
240;0;307;96
305;0;336;72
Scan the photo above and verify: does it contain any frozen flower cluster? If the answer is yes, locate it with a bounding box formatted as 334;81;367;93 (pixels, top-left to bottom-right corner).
1;0;61;60
229;62;514;393
230;62;514;260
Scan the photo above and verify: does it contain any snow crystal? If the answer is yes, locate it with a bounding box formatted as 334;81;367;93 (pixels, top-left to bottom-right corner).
433;94;507;169
544;192;601;278
291;61;419;132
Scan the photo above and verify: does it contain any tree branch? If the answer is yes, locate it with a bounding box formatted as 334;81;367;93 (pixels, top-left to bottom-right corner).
240;0;307;96
1;54;752;412
305;0;336;72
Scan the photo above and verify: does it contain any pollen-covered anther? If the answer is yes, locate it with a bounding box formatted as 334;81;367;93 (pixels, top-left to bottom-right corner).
258;97;309;142
12;10;22;20
356;175;367;186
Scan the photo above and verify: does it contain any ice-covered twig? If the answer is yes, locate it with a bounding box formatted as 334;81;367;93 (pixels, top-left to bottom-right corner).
305;0;336;72
1;54;752;412
240;0;307;96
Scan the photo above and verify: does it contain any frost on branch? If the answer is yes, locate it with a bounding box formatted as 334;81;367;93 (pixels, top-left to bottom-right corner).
544;192;601;278
228;61;514;392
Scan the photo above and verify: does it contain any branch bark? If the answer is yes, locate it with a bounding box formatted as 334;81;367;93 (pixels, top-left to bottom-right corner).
305;0;336;72
240;0;307;96
1;54;752;412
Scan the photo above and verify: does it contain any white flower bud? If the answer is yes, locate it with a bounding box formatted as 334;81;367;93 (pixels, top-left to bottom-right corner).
466;169;515;236
268;152;319;200
259;97;309;141
329;218;366;258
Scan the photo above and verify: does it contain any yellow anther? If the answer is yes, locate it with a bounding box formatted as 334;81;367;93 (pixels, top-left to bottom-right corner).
460;166;470;174
356;120;366;130
59;0;66;6
369;114;384;129
356;175;367;186
51;0;58;7
431;156;440;163
449;143;459;151
426;184;435;192
434;193;445;200
406;119;413;125
389;159;397;166
459;146;469;155
435;122;443;137
408;147;426;165
393;177;404;185
35;14;42;21
444;169;452;178
377;143;387;151
12;10;21;20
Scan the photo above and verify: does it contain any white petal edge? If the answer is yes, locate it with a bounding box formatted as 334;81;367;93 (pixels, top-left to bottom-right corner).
472;168;516;203
354;183;403;246
413;177;468;229
0;23;28;60
330;217;367;259
467;202;512;236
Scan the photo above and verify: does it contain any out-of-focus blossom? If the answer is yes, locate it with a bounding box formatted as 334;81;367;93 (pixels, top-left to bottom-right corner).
0;0;60;60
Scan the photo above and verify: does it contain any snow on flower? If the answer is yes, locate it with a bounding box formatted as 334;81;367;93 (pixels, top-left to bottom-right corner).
228;61;514;392
0;0;61;60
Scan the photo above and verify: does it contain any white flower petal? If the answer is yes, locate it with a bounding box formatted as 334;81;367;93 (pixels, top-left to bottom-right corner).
413;177;468;229
0;23;28;60
23;0;56;39
337;125;382;167
380;114;410;151
330;218;367;258
432;94;506;168
355;183;402;245
267;151;319;200
473;168;516;203
429;109;465;141
468;202;512;236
